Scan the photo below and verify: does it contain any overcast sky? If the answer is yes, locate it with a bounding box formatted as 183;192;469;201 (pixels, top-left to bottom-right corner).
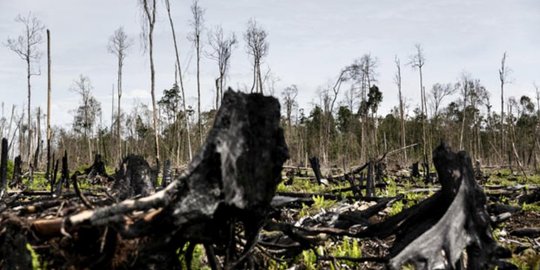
0;0;539;128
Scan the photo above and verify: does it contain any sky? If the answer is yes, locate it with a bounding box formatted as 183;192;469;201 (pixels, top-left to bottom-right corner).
0;0;539;129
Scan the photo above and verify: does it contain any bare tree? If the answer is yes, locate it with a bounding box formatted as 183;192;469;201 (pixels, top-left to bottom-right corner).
429;83;457;118
140;0;160;169
244;18;268;94
46;29;52;181
5;13;45;166
409;44;428;164
71;75;102;162
499;52;510;163
108;27;132;160
208;26;237;109
164;0;192;161
189;0;205;145
394;56;407;162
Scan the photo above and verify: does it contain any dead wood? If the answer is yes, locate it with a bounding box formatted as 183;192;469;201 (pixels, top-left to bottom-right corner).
27;90;288;269
353;142;511;269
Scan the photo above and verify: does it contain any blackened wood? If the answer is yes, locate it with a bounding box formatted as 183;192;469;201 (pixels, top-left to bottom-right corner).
55;151;69;196
309;156;322;185
162;159;171;188
112;155;155;200
0;138;8;199
366;162;375;197
411;162;420;178
12;155;22;186
84;154;108;178
51;158;58;194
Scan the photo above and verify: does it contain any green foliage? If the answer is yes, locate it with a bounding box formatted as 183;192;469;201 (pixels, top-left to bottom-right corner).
7;159;14;180
177;243;210;270
511;250;540;270
26;243;44;270
24;173;49;190
301;249;317;270
522;202;540;212
388;200;404;216
312;195;336;210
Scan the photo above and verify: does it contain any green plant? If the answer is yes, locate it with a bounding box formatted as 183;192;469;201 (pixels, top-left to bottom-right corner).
522;202;540;212
312;195;336;210
301;249;317;270
388;200;404;216
26;243;43;270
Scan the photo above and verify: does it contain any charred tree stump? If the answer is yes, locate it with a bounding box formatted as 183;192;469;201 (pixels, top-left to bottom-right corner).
12;155;22;187
112;155;155;200
411;162;420;178
309;156;323;185
356;142;512;269
0;138;8;200
53;90;288;269
51;158;59;194
366;162;375;197
84;154;108;179
162;159;171;188
55;151;69;196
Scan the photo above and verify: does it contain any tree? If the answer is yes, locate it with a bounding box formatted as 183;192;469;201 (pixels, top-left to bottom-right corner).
140;0;160;169
208;26;237;109
281;85;298;133
409;44;428;167
189;0;205;145
108;27;132;160
499;52;510;164
71;75;102;162
4;12;45;166
164;0;192;161
244;18;268;94
394;56;407;162
429;83;457;118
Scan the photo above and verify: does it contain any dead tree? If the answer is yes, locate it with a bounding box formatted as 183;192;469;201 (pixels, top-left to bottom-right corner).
0;138;8;200
309;156;323;185
46;29;52;183
189;0;205;145
244;18;268;94
4;13;45;167
208;26;237;109
164;0;192;160
140;0;160;171
108;27;132;161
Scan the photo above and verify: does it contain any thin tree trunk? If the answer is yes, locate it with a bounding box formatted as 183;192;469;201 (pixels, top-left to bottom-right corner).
165;0;192;161
196;35;202;145
46;29;52;182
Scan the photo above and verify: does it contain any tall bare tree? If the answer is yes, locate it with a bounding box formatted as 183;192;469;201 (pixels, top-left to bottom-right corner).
140;0;160;169
46;29;52;181
208;26;237;109
409;44;427;164
164;0;192;161
189;0;205;145
108;27;132;160
394;56;407;162
244;18;268;94
499;52;510;163
5;13;45;166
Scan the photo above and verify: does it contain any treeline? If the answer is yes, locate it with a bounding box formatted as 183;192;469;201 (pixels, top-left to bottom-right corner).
2;2;539;174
